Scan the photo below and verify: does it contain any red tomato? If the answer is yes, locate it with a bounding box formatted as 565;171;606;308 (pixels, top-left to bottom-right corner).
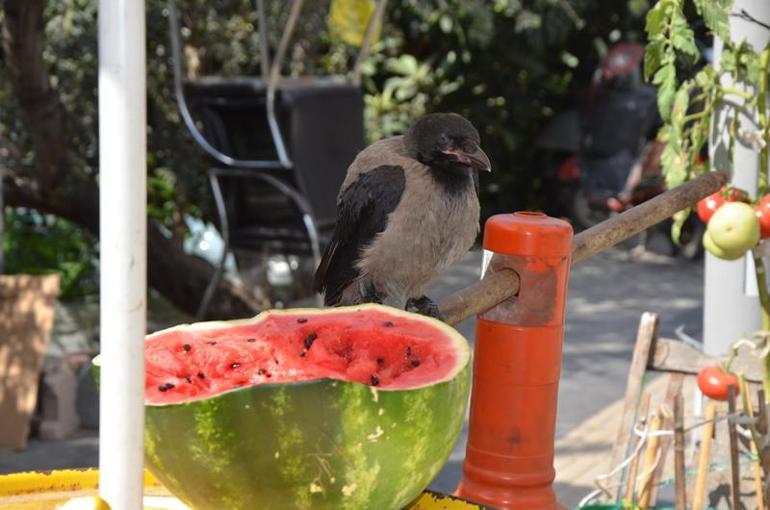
696;365;739;401
756;195;770;239
696;186;750;224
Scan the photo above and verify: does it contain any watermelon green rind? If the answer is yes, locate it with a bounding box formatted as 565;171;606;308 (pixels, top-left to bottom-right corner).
96;304;471;510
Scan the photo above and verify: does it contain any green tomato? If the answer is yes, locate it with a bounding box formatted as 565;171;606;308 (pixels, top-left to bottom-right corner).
706;201;760;254
702;230;746;260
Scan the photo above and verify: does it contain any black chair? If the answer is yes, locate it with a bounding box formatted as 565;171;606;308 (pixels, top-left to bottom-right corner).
168;0;386;317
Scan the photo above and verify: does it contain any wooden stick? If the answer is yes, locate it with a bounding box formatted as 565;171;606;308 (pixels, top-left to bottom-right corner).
727;385;741;510
674;393;687;510
638;407;663;509
742;379;765;510
650;374;684;504
693;402;717;510
759;389;770;505
610;313;659;501
625;393;653;503
439;171;728;326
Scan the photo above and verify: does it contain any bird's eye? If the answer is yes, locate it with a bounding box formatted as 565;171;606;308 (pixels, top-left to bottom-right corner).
437;133;451;148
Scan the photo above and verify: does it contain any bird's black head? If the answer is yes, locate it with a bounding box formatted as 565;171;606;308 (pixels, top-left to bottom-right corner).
404;113;492;175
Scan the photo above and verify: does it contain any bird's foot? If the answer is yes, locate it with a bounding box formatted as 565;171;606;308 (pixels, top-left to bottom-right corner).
363;292;383;305
405;296;444;321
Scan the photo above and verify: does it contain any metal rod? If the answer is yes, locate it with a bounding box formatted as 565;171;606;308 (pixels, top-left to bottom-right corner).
255;0;271;81
439;171;728;326
351;0;387;85
98;0;147;507
265;0;303;168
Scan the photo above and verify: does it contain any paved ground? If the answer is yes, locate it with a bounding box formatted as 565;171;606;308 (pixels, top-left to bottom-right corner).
0;242;705;508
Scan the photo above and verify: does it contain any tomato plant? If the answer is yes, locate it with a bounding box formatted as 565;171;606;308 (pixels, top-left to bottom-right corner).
756;195;770;239
697;365;739;401
706;201;760;255
696;187;750;224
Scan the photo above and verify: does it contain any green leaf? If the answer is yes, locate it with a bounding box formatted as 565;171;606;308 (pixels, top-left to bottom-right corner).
693;0;732;40
645;40;662;80
653;63;677;121
644;1;667;38
671;26;699;62
661;140;689;188
670;208;691;246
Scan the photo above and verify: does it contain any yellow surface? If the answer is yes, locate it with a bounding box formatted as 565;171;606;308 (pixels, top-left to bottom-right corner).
0;470;483;510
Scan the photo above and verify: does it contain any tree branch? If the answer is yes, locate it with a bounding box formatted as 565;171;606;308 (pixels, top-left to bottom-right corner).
3;0;69;192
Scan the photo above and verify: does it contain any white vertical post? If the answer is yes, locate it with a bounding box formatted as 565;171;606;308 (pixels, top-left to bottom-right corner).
704;0;770;355
98;0;147;508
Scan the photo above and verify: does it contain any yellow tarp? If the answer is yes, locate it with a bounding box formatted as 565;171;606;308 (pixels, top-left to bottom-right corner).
0;469;484;509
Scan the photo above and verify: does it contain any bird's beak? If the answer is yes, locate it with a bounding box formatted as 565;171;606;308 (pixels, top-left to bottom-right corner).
441;143;492;172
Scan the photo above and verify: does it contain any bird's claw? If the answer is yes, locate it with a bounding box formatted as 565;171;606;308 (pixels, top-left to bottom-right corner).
406;296;444;321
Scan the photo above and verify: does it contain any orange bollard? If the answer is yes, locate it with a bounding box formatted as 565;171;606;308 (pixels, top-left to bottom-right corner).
456;211;573;509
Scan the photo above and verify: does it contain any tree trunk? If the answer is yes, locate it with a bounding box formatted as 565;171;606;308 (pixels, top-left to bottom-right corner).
1;0;263;320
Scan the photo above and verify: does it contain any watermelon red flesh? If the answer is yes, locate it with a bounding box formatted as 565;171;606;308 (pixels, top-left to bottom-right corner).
145;307;462;404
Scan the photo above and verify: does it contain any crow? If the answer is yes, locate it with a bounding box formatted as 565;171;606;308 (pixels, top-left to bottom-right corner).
313;112;491;318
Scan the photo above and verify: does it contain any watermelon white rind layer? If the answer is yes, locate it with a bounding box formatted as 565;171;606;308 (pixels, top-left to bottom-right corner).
95;304;472;510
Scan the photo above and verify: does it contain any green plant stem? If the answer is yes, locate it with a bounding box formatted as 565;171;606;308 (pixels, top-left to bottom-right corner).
682;110;708;124
753;254;770;402
723;86;755;101
758;48;769;196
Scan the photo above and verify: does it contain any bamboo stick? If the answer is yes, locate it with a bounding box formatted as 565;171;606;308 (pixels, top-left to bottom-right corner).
439;171;728;326
674;393;686;510
727;386;741;510
742;379;765;510
693;403;717;510
638;407;663;509
625;393;653;503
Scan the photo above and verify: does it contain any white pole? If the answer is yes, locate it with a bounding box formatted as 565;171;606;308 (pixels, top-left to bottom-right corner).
98;0;147;508
703;0;770;355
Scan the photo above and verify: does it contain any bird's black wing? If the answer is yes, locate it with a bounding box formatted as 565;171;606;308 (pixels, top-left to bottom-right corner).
314;165;406;305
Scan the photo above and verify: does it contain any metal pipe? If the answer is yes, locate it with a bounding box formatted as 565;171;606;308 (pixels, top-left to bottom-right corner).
167;0;288;170
439;171;728;326
255;0;271;81
97;0;147;508
265;0;303;168
352;0;388;86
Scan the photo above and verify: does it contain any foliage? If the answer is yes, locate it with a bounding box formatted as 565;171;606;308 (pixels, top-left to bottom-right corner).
0;0;651;293
3;208;99;299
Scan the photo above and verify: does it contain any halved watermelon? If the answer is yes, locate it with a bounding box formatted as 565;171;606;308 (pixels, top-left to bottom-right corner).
101;304;471;510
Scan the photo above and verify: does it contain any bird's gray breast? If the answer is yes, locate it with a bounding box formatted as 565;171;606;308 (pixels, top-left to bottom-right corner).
357;168;480;305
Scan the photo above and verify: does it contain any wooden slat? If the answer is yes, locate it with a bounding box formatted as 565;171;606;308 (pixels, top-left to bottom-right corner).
673;393;686;510
727;386;741;510
693;403;717;510
624;393;652;503
608;312;660;501
649;373;684;504
650;337;764;383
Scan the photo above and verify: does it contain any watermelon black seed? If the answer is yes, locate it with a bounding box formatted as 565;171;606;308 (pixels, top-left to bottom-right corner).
184;376;193;383
236;380;246;387
406;345;412;357
182;344;191;352
376;357;385;366
207;341;217;346
197;372;205;379
247;338;256;343
383;321;394;327
370;374;380;386
304;332;318;349
230;362;241;369
411;359;421;367
258;368;267;375
299;351;307;358
158;383;175;392
297;317;308;324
